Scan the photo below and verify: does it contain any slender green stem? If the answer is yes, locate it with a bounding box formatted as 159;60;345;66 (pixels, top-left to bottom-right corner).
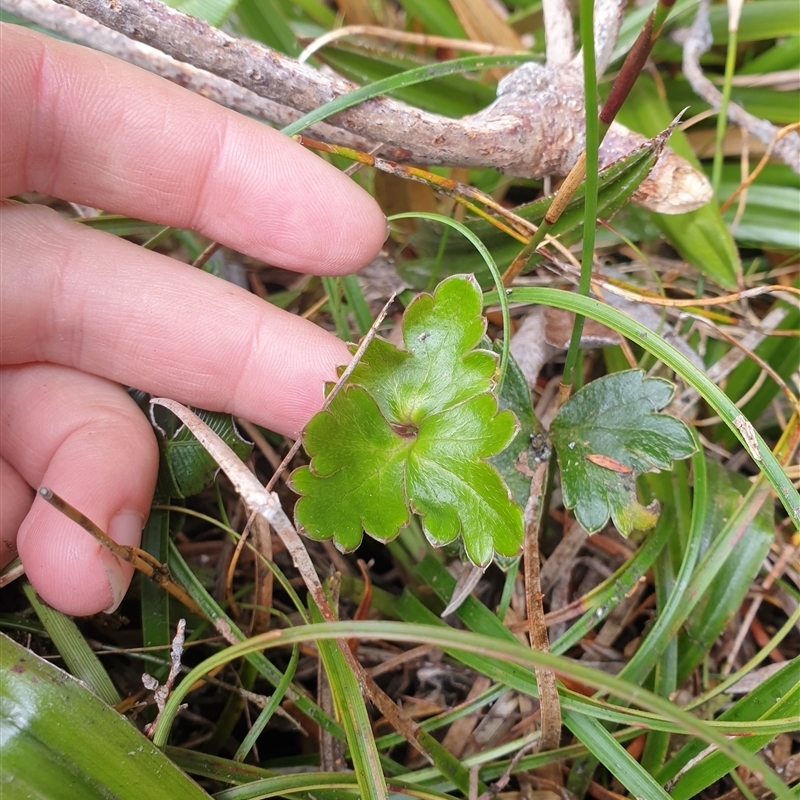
321;276;350;340
712;27;739;192
562;0;600;390
142;226;174;250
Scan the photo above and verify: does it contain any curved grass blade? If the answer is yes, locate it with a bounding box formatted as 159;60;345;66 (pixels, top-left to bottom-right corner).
150;620;793;800
281;53;532;136
22;584;120;706
309;602;388;800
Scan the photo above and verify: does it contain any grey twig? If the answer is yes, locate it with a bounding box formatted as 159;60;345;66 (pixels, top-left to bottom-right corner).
543;0;575;68
681;0;800;172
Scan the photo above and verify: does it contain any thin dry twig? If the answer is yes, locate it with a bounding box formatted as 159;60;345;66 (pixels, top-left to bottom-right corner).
37;486;205;616
521;445;562;768
143;619;187;738
298;24;523;64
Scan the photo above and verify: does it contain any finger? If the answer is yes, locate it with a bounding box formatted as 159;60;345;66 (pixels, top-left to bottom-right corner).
0;456;33;569
2;203;351;438
1;24;386;274
0;363;158;616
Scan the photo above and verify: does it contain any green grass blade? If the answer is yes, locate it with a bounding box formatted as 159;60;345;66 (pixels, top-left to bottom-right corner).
140;508;172;656
149;620;794;799
23;584;121;706
676;463;774;682
563;710;673;800
550;516;671;654
308;601;388;800
659;658;800;797
321;276;351;340
280;53;532;136
562;0;600;389
640;535;678;773
215;771;455;799
166;541;345;743
617;431;707;684
233;645;299;762
162;0;236;26
1;633;210;799
342;273;374;337
395;0;467;37
316;47;498;117
234;0;301;56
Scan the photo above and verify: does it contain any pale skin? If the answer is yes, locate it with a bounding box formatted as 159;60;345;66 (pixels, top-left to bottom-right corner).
0;24;387;615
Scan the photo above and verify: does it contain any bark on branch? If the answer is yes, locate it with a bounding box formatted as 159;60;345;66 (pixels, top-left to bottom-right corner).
9;0;712;213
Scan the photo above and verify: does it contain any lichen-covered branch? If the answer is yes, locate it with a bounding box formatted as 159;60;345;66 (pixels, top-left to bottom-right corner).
10;0;712;212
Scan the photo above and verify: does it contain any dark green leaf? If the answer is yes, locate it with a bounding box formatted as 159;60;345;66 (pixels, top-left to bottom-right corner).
290;275;524;566
150;406;254;500
550;370;696;535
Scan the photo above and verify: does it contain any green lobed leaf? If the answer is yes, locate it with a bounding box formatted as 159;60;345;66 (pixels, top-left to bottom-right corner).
290;275;524;567
550;370;696;535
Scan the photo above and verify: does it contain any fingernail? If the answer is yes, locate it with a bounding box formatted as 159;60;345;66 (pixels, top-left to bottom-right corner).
103;511;144;613
384;219;392;243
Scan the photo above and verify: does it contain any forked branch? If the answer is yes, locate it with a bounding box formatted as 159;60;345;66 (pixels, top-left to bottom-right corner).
5;0;713;214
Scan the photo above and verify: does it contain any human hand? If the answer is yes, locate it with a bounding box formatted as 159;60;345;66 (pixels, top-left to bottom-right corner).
0;24;386;615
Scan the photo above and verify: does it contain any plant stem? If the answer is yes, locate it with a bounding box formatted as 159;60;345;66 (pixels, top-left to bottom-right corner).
561;0;599;393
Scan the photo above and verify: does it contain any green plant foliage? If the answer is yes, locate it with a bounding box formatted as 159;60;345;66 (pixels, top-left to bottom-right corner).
290;275;524;567
162;0;237;27
400;131;666;288
0;633;211;800
150;405;254;500
616;75;741;289
677;461;774;683
550;370;696;535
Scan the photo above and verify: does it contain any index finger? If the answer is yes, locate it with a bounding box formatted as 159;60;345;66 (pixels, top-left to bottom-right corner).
1;24;386;273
